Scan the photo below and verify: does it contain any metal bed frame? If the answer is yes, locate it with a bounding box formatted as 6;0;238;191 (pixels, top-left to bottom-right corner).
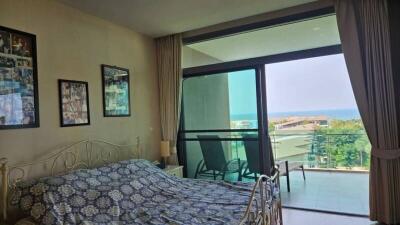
239;169;283;225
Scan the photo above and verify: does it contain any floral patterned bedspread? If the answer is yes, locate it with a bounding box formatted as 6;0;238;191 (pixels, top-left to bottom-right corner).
12;159;254;225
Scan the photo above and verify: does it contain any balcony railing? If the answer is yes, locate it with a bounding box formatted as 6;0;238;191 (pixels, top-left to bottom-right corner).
180;130;370;180
269;132;370;170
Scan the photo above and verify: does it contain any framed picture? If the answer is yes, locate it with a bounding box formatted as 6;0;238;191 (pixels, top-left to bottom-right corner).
58;79;90;127
101;64;131;117
0;26;39;129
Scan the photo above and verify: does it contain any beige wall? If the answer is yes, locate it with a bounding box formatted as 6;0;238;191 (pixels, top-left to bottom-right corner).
0;0;161;163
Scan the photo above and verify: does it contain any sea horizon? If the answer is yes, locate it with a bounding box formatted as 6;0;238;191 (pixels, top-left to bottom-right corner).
231;108;361;121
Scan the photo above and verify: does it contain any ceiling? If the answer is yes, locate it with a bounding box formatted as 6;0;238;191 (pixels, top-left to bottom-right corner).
184;15;340;68
56;0;316;37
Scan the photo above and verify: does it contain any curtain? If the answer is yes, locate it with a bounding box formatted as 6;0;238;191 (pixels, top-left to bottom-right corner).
335;0;400;224
155;34;182;165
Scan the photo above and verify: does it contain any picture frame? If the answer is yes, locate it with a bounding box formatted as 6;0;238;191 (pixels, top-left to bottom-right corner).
0;26;39;129
58;79;90;127
101;64;131;117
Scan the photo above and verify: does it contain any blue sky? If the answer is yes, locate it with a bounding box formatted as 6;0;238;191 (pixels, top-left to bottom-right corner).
228;54;358;115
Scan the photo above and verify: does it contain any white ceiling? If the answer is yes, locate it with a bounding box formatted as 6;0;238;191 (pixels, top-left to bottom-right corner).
183;15;340;68
56;0;316;37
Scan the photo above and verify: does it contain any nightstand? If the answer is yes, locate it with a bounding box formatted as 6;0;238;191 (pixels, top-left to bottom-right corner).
164;165;184;178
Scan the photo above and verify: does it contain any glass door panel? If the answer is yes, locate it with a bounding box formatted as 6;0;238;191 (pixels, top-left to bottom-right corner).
180;69;262;182
265;54;370;215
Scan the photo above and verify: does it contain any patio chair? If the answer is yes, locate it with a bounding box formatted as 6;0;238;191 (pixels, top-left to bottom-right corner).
241;134;261;181
276;160;306;192
242;134;306;191
194;135;243;181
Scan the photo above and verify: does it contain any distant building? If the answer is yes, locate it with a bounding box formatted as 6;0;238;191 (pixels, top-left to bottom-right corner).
274;116;328;131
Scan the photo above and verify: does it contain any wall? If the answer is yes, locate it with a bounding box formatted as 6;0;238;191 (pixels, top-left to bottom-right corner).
0;0;161;164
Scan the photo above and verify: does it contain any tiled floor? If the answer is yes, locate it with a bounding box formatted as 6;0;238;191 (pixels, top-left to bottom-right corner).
283;208;378;225
280;170;369;215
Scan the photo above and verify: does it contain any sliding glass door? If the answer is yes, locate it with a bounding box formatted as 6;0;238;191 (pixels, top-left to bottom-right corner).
179;52;369;215
265;54;369;215
179;68;269;182
179;6;369;216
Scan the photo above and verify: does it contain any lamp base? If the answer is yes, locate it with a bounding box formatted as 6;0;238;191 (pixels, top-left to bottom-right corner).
160;157;168;169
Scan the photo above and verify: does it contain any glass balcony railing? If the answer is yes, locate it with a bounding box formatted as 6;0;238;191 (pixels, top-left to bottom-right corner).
269;131;370;171
180;130;259;181
180;130;370;182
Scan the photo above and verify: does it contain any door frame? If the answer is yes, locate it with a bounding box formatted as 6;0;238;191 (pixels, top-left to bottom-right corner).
177;6;369;217
179;45;342;177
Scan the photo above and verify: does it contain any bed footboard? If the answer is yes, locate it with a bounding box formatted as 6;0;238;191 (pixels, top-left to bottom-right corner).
240;170;282;225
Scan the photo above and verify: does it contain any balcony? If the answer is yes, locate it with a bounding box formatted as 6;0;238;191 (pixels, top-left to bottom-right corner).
181;131;370;215
270;132;369;215
279;170;369;215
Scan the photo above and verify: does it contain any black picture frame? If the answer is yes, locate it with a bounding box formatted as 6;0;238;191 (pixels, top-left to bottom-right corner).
58;79;90;127
101;64;131;117
0;26;39;130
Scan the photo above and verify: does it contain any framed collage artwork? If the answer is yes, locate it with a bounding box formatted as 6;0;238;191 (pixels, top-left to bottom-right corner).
101;64;131;117
58;79;90;127
0;26;39;129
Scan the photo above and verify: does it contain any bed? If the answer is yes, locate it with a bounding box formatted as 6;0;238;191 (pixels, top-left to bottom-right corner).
0;139;282;225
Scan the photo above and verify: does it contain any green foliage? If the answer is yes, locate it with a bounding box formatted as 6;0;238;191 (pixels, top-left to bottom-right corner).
312;119;370;169
268;122;276;132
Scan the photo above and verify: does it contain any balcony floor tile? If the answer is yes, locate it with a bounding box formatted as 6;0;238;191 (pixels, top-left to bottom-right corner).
280;170;369;215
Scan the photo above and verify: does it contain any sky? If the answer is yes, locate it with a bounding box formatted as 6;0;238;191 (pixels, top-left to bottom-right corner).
228;54;358;115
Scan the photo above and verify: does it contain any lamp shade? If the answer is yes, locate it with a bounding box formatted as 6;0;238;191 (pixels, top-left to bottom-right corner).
160;141;171;157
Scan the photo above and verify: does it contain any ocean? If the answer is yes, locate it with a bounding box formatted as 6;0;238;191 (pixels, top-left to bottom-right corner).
231;109;361;121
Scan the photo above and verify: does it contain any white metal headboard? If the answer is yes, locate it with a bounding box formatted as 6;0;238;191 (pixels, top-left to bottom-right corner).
0;138;142;223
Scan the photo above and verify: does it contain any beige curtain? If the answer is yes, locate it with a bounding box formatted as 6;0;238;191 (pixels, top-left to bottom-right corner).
335;0;400;224
155;34;182;165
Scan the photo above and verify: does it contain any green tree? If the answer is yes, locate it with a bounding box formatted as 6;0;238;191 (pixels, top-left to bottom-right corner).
312;119;370;169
